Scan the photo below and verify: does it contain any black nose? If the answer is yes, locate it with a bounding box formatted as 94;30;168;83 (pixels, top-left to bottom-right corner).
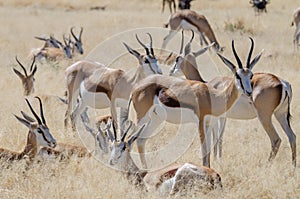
246;91;252;96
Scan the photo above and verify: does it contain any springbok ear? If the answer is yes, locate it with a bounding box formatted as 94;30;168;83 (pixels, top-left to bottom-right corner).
13;68;25;79
123;42;140;59
217;53;236;73
21;111;35;123
248;50;264;70
193;42;214;57
14;114;30;128
127;124;146;147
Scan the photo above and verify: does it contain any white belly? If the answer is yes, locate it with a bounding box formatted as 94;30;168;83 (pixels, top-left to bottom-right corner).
180;20;199;33
80;82;111;109
225;95;256;119
154;96;199;124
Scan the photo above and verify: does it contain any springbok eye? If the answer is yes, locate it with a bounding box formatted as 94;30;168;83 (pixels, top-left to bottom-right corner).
144;59;150;64
37;129;43;134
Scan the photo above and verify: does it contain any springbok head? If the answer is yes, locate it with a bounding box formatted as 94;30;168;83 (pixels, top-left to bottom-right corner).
14;97;57;148
13;56;37;96
217;37;263;97
123;33;163;75
169;31;213;78
109;121;146;166
34;34;62;49
70;27;84;54
178;0;193;10
61;34;73;59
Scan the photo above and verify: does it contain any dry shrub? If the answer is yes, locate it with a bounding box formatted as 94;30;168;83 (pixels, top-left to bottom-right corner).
224;19;255;35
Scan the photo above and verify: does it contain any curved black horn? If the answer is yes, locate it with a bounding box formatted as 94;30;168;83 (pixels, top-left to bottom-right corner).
15;56;28;77
63;34;68;46
232;40;243;69
246;37;254;67
189;30;195;43
79;27;83;42
146;33;154;56
25;98;42;125
30;56;36;72
179;30;184;54
135;34;150;55
70;27;78;42
35;96;46;124
121;121;133;142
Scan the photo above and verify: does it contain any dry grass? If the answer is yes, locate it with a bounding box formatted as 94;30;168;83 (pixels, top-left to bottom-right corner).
0;0;300;198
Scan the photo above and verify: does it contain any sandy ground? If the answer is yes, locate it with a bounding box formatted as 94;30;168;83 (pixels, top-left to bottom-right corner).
0;0;299;198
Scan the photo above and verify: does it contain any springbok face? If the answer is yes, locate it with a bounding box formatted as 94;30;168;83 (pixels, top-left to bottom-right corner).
13;56;37;96
61;35;73;59
109;122;145;166
217;37;263;97
14;97;57;148
70;27;84;54
178;0;193;9
169;30;213;77
123;33;163;75
34;35;62;49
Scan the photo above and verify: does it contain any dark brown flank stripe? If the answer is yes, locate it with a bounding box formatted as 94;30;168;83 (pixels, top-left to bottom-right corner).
156;88;195;109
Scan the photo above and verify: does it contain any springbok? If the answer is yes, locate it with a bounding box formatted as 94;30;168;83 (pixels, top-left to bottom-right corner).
13;56;37;96
249;0;269;13
64;33;162;131
169;35;296;166
129;38;263;168
35;35;73;60
108;122;222;195
162;10;223;52
34;34;62;49
70;27;84;55
292;6;300;48
162;0;176;14
0;97;56;161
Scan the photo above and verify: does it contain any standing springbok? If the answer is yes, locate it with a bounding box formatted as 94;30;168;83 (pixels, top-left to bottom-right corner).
13;56;37;96
0;97;56;161
108;122;222;195
64;33;162;131
292;6;300;48
162;10;223;52
169;35;296;166
162;0;176;14
129;38;262;168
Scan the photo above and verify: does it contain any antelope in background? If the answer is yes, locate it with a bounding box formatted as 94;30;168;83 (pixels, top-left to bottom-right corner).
249;0;269;14
70;27;84;55
178;0;193;10
162;0;176;14
0;97;56;161
64;33;162;132
128;38;261;168
169;34;296;166
13;56;37;96
108;122;222;195
162;10;223;52
34;34;62;49
292;6;300;48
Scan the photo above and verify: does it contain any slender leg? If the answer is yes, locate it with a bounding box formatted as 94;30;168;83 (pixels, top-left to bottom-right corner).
217;117;226;158
70;98;86;130
274;105;296;166
199;119;210;167
161;30;178;52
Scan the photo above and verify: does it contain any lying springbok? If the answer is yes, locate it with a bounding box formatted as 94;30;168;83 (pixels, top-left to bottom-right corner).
108;122;222;195
70;27;84;55
169;35;296;166
34;34;62;49
35;35;73;60
0;97;56;161
13;56;37;96
162;10;223;52
64;33;162;130
249;0;269;13
292;6;300;48
162;0;176;14
129;38;262;168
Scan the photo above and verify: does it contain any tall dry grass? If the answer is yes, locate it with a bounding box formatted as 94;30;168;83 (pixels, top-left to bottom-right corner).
0;0;300;198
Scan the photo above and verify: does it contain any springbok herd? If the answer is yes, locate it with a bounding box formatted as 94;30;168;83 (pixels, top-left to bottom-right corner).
1;0;300;197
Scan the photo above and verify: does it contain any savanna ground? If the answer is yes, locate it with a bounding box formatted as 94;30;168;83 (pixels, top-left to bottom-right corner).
0;0;299;198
